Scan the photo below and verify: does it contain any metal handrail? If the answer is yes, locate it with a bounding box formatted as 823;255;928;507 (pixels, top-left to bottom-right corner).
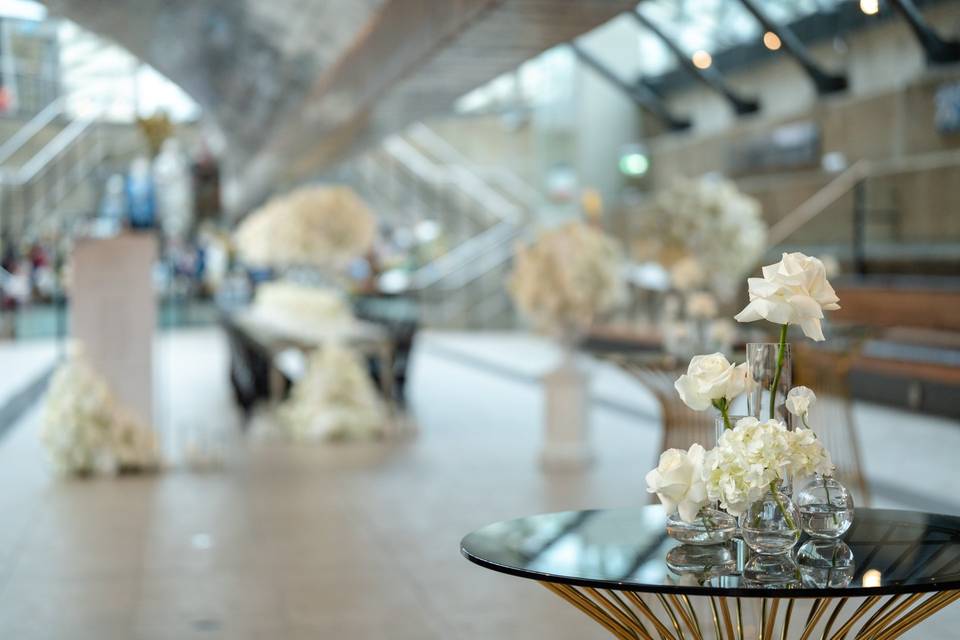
18;118;94;182
0;97;64;167
382;135;522;224
408;122;544;212
767;148;960;248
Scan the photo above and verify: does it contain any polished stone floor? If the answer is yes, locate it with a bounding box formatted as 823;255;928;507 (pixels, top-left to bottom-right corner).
0;328;958;639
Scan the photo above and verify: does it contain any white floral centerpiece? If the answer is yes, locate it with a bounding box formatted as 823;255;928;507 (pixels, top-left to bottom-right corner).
234;185;377;269
508;221;625;471
277;343;385;442
41;347;160;476
508;221;625;339
631;176;766;302
647;251;845;553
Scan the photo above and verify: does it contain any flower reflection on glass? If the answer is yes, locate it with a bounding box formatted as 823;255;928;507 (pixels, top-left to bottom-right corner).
665;544;736;580
743;554;801;589
797;540;855;588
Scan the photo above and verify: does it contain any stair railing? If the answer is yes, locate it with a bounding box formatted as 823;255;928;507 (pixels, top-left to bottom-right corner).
766;148;960;272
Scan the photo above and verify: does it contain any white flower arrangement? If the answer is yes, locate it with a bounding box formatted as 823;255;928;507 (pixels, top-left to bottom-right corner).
252;281;353;331
507;221;626;337
278;343;385;442
41;348;160;476
234;185;376;269
631;176;766;301
647;251;840;525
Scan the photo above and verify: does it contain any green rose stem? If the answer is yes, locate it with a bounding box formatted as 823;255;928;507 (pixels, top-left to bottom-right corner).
769;324;789;420
769;480;798;531
712;398;733;430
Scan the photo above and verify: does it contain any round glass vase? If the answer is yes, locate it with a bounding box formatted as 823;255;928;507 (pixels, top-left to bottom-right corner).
796;475;855;539
666;508;738;546
746;342;793;426
738;489;801;554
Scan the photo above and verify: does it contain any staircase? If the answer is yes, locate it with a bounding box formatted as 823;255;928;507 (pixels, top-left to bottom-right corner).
0;99;145;248
336;122;554;330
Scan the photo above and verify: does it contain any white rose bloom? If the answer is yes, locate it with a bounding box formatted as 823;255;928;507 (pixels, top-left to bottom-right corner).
674;353;749;411
645;444;708;523
785;386;817;417
734;252;841;341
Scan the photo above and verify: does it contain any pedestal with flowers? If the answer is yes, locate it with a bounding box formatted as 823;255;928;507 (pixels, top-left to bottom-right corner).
646;252;854;585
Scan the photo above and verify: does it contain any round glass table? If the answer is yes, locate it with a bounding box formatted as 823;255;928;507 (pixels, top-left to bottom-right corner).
461;507;960;639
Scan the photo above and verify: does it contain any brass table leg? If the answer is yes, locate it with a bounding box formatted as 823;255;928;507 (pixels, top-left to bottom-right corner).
539;584;960;640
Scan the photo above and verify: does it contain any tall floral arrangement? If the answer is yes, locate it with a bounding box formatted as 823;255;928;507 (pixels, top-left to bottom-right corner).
646;252;840;540
41;347;160;475
234;185;376;269
631;176;766;302
508;221;625;337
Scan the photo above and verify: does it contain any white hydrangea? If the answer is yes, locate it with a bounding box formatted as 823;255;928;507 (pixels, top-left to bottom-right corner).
278;344;385;442
508;221;625;337
234;185;376;269
629;176;766;302
41;347;159;475
703;417;792;515
789;427;834;480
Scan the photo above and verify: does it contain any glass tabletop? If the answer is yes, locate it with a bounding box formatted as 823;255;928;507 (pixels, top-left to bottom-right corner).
460;507;960;598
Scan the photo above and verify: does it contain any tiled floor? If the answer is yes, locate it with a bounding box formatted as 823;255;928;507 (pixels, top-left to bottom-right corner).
0;328;958;639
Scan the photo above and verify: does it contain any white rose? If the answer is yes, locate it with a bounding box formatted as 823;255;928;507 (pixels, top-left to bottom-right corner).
674;353;749;411
785;386;817;418
645;443;708;523
734;252;841;341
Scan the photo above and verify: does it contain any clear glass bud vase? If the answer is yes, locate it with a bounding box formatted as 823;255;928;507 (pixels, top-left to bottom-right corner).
666;508;738;545
738;489;801;554
746;342;793;426
796;475;855;539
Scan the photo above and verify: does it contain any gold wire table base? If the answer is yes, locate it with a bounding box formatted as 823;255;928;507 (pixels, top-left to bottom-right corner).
540;582;960;640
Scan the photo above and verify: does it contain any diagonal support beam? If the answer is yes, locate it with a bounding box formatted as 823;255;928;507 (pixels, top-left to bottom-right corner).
570;43;690;131
631;9;759;116
888;0;960;65
738;0;848;94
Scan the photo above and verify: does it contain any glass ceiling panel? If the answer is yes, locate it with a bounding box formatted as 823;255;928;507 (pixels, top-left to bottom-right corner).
637;0;761;57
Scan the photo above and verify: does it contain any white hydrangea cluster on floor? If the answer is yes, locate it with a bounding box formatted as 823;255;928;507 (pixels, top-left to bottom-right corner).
40;347;160;476
277;343;386;442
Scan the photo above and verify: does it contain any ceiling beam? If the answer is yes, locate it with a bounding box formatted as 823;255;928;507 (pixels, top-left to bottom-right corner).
569;42;690;131
631;9;759;116
888;0;960;65
738;0;848;95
